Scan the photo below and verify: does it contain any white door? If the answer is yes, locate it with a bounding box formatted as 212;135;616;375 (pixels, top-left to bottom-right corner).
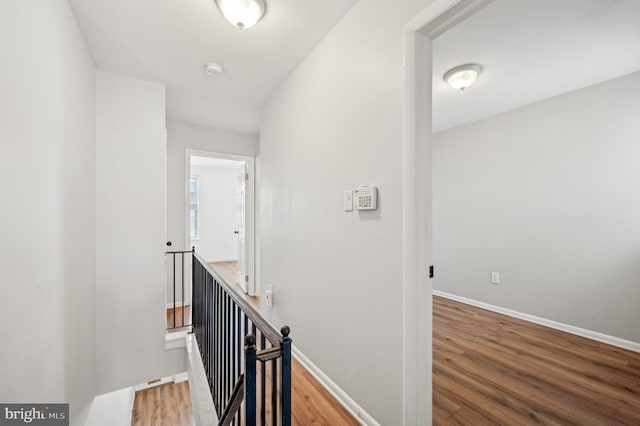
236;163;247;292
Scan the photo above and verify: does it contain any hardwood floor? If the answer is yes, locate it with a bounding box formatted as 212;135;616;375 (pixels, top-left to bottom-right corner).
433;295;640;425
130;360;358;425
208;260;239;286
166;305;190;330
161;290;639;424
291;357;360;425
209;260;260;311
131;381;194;426
257;356;360;425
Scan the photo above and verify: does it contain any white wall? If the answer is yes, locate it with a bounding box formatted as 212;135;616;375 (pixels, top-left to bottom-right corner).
191;164;242;263
259;0;435;424
0;1;96;424
96;70;184;395
433;71;640;343
166;121;257;251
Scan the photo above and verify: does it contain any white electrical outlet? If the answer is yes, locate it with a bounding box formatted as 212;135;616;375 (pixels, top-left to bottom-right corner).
491;272;500;284
265;287;274;307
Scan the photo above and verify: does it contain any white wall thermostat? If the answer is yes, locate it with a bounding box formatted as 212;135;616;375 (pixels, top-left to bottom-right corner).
354;186;378;210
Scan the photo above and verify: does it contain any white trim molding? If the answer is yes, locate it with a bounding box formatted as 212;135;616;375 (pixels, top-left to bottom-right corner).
186;335;219;426
292;345;380;426
402;2;492;424
185;149;257;296
433;290;640;354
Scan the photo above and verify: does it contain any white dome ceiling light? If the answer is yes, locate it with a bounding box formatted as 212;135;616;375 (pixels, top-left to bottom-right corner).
444;64;483;91
215;0;266;30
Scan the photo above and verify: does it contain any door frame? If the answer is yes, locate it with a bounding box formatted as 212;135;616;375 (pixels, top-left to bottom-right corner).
402;0;491;424
185;149;257;296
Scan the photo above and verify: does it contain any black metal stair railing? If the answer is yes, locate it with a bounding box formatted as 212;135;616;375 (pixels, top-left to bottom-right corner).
165;247;194;331
192;251;292;426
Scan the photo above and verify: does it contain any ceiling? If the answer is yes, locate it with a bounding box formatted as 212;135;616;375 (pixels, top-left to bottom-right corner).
433;0;640;133
68;0;357;133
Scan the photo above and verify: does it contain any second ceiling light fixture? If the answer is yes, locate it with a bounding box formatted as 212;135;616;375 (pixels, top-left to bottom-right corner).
216;0;266;29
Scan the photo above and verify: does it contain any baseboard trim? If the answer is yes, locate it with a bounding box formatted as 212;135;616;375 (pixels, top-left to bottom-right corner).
433;290;640;354
292;346;379;426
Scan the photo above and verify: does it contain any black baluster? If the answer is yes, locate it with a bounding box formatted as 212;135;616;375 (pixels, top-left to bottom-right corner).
261;333;266;425
232;300;237;408
271;357;277;425
227;294;232;407
173;253;176;329
237;306;242;426
181;252;185;327
218;282;223;411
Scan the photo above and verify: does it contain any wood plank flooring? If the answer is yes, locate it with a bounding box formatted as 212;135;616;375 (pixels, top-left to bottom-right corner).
166;305;190;330
208;260;239;286
209;260;260;311
160;293;639;424
130;359;358;425
433;295;640;425
290;356;360;425
131;381;194;426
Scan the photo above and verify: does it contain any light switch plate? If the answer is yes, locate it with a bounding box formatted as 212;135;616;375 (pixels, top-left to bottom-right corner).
344;190;353;211
265;288;274;307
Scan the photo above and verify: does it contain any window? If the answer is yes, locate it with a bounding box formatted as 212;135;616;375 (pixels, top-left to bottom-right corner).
190;177;199;240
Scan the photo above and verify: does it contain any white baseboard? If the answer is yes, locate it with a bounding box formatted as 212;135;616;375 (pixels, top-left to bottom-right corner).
433;290;640;354
174;371;189;383
209;258;239;264
134;376;173;392
292;346;380;426
133;371;189;392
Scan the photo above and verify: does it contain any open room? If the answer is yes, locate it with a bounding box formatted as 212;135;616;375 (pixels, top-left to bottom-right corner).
429;0;640;423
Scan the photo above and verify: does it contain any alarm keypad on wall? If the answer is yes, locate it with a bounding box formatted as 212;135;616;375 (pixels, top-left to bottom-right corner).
353;186;378;210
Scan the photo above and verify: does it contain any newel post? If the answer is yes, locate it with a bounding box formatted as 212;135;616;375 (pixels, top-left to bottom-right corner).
280;325;292;426
244;334;257;426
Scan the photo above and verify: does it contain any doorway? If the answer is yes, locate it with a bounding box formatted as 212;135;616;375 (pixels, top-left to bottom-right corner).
186;150;257;296
405;0;640;424
402;0;491;423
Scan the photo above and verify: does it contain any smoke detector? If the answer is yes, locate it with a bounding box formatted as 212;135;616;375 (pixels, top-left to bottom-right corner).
205;62;224;76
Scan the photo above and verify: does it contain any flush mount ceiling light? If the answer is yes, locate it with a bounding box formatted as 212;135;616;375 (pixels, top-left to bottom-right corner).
444;64;483;91
215;0;266;30
205;62;224;76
